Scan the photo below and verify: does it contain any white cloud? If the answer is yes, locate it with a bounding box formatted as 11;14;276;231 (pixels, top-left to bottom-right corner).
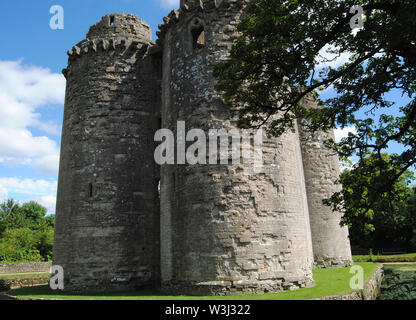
334;127;359;172
36;195;57;214
316;44;353;70
159;0;179;9
0;184;8;202
0;177;57;213
334;126;357;143
33;154;60;175
0;177;57;197
0;60;65;174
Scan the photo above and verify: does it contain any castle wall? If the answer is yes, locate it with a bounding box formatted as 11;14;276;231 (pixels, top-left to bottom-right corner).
298;94;353;267
53;1;354;296
159;0;314;295
53;14;161;292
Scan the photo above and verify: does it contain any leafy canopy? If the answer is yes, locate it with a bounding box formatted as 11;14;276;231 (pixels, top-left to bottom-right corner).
331;153;416;250
0;199;55;262
214;0;416;204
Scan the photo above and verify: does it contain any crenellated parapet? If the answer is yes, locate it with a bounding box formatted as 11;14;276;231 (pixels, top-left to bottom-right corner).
155;0;248;47
64;14;154;64
66;37;149;57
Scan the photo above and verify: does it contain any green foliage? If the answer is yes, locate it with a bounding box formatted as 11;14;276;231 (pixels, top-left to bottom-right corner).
0;199;54;263
214;0;416;210
353;253;416;262
379;264;416;300
0;228;42;262
328;153;416;250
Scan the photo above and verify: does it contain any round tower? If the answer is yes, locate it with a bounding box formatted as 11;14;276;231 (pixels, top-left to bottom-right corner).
157;0;314;295
298;94;353;267
54;14;161;292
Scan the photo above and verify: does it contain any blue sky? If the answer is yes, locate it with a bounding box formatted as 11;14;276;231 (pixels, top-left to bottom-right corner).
0;0;180;213
0;0;412;213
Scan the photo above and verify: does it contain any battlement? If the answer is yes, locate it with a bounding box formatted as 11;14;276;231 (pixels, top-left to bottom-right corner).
66;37;151;58
179;0;241;10
64;14;155;66
155;0;247;46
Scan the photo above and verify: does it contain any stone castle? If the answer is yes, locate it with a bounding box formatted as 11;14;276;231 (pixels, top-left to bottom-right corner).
53;0;353;295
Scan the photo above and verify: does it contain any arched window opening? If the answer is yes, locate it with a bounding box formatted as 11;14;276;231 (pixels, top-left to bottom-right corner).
192;27;205;50
189;18;205;51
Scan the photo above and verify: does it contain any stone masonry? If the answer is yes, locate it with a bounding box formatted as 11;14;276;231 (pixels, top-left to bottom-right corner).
54;0;353;295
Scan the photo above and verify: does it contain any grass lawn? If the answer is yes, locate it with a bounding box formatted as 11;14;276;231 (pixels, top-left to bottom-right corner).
7;262;379;300
0;273;50;280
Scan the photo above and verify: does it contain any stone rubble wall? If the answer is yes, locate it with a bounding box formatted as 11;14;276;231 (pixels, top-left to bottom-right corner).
53;13;161;293
0;262;52;275
159;0;314;296
0;276;50;292
53;0;353;296
298;94;353;268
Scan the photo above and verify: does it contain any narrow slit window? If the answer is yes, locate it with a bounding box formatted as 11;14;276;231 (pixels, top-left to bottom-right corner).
88;183;93;198
110;16;115;26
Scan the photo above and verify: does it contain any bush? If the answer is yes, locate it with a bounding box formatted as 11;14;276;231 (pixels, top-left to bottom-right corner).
0;228;44;262
0;199;55;263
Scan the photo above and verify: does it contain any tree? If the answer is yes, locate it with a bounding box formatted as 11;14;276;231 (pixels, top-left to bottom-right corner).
332;153;416;250
0;200;50;235
19;201;48;229
0;199;23;235
213;0;416;212
0;199;55;262
0;228;42;262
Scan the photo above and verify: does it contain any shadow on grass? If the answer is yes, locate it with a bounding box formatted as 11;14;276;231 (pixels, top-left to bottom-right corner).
9;285;166;298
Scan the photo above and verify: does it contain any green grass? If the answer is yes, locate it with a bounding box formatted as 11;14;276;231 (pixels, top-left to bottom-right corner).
7;262;379;300
353;253;416;262
0;272;50;280
0;261;49;264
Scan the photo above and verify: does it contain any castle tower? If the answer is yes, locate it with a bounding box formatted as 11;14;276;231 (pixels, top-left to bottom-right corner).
298;94;353;267
53;14;161;292
157;0;314;295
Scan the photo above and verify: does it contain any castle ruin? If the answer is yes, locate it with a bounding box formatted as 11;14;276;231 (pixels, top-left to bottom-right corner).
53;0;353;295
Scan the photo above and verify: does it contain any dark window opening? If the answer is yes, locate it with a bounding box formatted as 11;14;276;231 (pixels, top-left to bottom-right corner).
88;183;93;198
191;26;205;50
110;16;115;26
189;18;205;51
